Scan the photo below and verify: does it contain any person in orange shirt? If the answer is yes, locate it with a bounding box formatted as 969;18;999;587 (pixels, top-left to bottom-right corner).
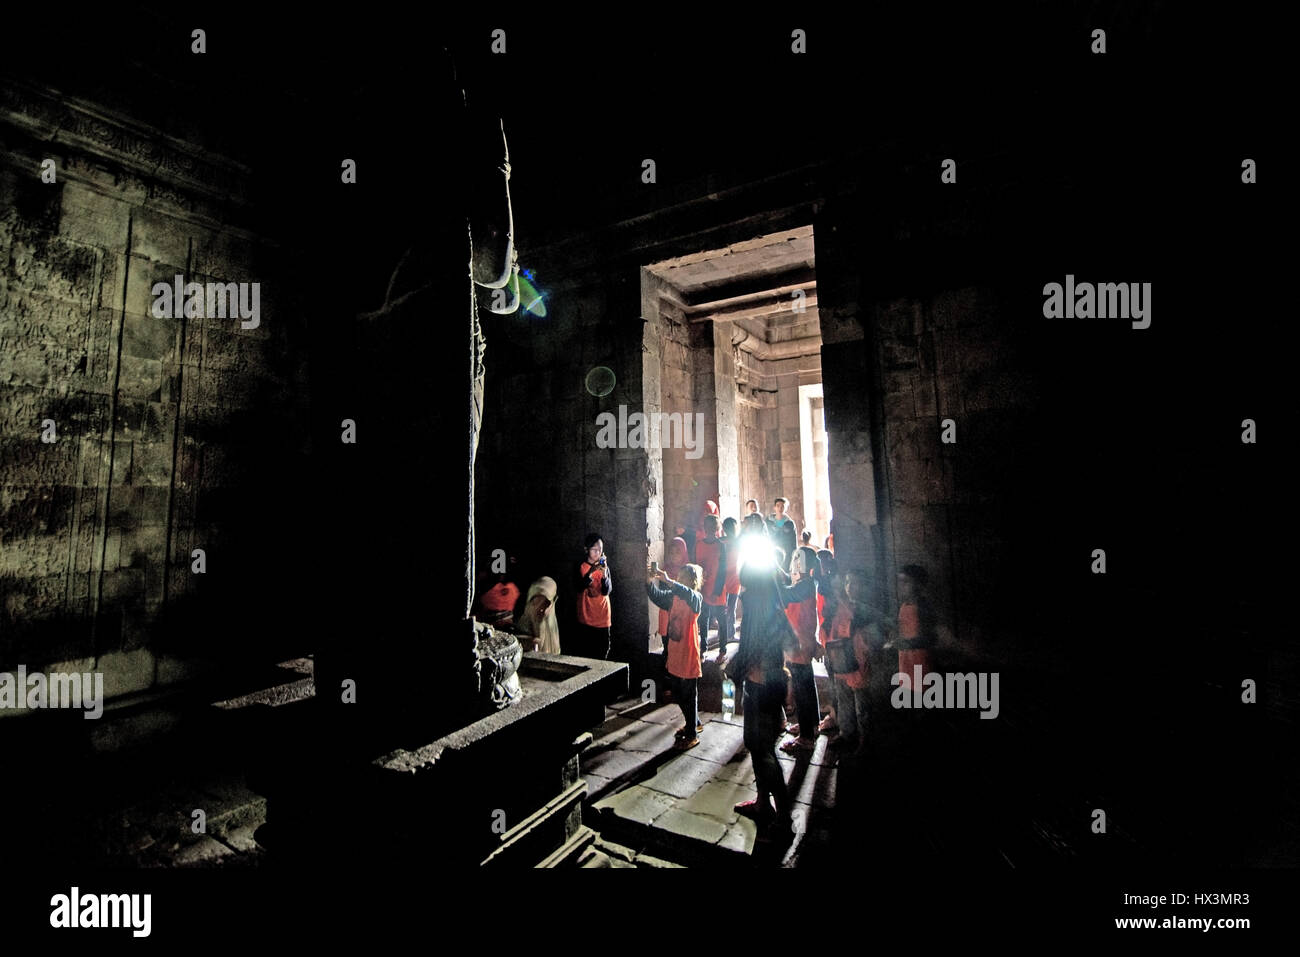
694;515;727;658
475;572;520;630
692;499;719;560
575;533;613;659
827;570;881;756
719;517;742;663
778;546;822;754
814;551;840;735
646;562;704;750
889;564;934;686
656;537;689;647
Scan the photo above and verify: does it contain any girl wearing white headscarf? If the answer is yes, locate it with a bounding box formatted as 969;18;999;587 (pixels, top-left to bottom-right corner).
516;577;561;654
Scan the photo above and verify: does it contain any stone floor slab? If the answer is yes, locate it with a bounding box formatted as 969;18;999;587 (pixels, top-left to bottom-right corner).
583;744;665;780
712;757;757;787
613;720;680;753
652;807;728;844
593;784;678;826
639;703;687;726
689;720;745;764
789;763;837;810
608;696;652;715
718;818;759;854
676;779;757;825
582;771;615;798
593;836;639;863
590;713;642;748
640;754;725;800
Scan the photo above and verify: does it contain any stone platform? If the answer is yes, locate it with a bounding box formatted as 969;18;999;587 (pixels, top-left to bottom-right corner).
253;652;629;868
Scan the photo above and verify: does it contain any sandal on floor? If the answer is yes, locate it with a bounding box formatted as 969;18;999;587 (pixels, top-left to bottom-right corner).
674;736;700;751
780;737;816;754
734;799;774;821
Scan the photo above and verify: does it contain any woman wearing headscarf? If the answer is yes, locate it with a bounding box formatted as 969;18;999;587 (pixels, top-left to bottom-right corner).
515;576;561;654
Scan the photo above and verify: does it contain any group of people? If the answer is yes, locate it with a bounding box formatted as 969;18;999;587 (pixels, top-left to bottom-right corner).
659;497;830;658
471;533;615;660
473;503;936;843
649;499;934;842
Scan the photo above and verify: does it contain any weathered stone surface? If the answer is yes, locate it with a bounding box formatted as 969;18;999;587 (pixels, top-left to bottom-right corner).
718;818;759;854
592;784;677;826
640;754;725;799
685;719;744;765
2;100;309;713
638;703;685;726
676;779;756;825
96;647;154;697
652;807;728;844
711;756;757;787
788;764;837;809
172;835;234;867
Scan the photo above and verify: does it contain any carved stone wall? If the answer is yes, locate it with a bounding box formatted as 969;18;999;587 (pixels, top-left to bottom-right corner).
0;81;312;707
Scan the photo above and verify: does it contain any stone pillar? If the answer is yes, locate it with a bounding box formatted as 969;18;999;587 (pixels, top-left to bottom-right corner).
712;320;740;518
815;201;888;603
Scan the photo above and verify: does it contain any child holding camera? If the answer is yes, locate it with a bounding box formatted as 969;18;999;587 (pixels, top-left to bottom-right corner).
646;562;705;750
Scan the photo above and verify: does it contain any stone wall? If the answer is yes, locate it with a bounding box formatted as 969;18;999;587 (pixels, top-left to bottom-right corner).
0;84;311;708
734;339;821;537
871;288;1033;638
734;383;772;515
815;187;1039;641
475;267;651;667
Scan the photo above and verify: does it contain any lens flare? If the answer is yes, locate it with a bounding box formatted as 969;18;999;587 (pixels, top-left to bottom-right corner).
517;270;546;317
738;535;774;573
585;366;617;397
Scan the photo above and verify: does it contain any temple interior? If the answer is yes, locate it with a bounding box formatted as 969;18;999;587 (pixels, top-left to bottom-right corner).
0;5;1290;917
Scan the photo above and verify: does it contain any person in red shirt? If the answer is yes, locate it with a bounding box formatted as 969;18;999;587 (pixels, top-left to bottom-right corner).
827;570;880;756
692;500;719;560
694;515;727;658
813;550;839;734
888;564;934;686
475;574;520;629
656;537;689;647
575;533;613;659
646;562;704;750
719;516;742;663
779;546;822;754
